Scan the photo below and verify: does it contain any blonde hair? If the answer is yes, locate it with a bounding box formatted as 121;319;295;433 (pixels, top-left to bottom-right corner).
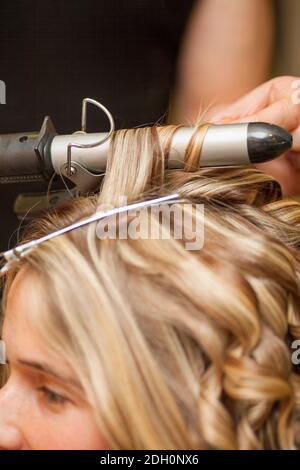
1;125;300;449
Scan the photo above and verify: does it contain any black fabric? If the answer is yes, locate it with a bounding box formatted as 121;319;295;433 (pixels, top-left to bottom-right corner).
0;0;196;250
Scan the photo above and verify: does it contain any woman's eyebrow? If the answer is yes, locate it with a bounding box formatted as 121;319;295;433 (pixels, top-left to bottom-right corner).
18;359;81;389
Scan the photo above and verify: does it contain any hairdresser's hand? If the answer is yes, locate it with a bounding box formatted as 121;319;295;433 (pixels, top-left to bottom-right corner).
209;76;300;195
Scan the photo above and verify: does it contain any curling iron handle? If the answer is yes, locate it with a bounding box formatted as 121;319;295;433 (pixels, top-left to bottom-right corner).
0;132;42;178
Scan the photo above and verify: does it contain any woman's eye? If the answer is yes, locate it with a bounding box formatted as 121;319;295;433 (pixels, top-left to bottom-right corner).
38;386;68;406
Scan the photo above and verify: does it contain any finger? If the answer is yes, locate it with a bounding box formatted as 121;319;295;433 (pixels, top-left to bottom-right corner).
210;79;274;121
227;99;300;149
211;76;300;124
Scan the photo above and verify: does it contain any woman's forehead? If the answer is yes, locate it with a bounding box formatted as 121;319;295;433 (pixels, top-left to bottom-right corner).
4;267;42;340
7;266;38;308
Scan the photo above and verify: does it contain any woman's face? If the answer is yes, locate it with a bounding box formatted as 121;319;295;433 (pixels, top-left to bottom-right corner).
0;267;106;450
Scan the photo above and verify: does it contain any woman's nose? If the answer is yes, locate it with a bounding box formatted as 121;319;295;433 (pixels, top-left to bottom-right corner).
0;425;23;450
0;384;24;449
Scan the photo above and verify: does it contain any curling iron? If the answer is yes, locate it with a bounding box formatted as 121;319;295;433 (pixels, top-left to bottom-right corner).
0;98;293;195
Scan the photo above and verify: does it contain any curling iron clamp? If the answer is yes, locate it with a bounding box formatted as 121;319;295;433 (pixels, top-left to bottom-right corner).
0;98;293;196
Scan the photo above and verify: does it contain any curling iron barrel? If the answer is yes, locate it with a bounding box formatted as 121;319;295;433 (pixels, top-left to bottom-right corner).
0;120;293;189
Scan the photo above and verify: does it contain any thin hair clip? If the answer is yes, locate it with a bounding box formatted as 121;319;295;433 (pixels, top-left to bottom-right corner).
0;193;180;276
65;98;115;179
